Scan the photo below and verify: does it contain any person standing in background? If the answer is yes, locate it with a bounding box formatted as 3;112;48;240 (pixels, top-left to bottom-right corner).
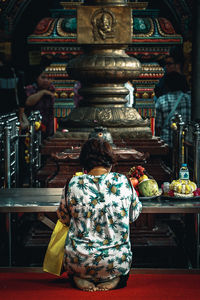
155;71;191;166
154;46;189;100
24;65;55;139
73;81;83;107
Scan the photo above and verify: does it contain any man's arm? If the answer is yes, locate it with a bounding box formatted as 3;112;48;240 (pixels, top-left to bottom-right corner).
26;89;54;107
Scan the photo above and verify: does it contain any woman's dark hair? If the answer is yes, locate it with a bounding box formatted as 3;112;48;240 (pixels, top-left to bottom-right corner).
79;138;116;172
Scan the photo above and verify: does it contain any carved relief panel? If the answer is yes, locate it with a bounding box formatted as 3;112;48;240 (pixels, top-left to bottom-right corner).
77;6;132;44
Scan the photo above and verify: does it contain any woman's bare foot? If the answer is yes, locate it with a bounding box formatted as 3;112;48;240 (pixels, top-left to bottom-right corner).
96;277;120;291
73;276;97;292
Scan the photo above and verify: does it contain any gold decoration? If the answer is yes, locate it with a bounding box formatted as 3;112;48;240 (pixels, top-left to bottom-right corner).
127;1;148;10
77;6;132;44
60;1;83;9
69;92;74;98
46;64;66;72
142;92;149;99
135;92;140;98
171;123;177;130
91;8;116;41
98;109;112;121
60;92;68;98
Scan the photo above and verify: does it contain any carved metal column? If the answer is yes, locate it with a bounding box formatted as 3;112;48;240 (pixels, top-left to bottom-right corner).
62;0;152;139
171;114;185;179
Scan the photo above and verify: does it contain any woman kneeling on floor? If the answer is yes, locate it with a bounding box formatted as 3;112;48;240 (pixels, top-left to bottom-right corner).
57;138;142;291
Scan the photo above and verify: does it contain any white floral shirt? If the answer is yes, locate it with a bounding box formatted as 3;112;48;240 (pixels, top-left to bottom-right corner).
58;172;142;282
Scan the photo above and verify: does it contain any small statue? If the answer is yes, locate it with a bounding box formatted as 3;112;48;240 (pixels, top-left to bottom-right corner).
97;13;112;40
91;8;116;41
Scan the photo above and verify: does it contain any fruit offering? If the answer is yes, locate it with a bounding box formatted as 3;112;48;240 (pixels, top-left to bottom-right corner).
138;179;159;197
128;165;147;179
130;177;139;188
128;165;159;197
169;179;197;197
193;188;200;197
74;172;84;176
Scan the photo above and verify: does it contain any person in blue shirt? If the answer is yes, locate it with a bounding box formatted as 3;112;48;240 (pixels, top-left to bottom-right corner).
154;46;189;101
155;71;191;166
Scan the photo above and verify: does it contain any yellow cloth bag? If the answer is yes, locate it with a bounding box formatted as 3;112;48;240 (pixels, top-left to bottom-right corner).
43;219;69;276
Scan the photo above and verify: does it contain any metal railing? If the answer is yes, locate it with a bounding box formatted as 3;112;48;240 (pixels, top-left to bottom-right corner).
0;111;42;188
19;111;42;187
184;121;200;187
171;113;185;179
28;111;42;187
0;113;19;188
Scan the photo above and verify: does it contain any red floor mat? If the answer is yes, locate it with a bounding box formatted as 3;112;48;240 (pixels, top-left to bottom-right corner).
0;272;200;300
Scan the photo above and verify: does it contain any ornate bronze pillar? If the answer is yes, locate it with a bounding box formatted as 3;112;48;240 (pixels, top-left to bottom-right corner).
62;0;152;139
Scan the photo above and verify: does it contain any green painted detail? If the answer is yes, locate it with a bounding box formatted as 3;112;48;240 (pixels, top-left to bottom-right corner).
133;18;151;34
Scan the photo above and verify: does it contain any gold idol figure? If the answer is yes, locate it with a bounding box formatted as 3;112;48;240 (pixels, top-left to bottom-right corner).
91;8;116;41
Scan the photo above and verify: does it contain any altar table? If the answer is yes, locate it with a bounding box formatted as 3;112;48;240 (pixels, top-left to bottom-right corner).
0;188;199;268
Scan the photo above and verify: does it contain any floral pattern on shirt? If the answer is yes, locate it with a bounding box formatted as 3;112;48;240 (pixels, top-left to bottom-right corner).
57;172;142;282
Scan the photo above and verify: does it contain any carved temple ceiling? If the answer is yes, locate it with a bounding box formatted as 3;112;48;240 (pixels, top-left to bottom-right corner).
0;0;193;40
